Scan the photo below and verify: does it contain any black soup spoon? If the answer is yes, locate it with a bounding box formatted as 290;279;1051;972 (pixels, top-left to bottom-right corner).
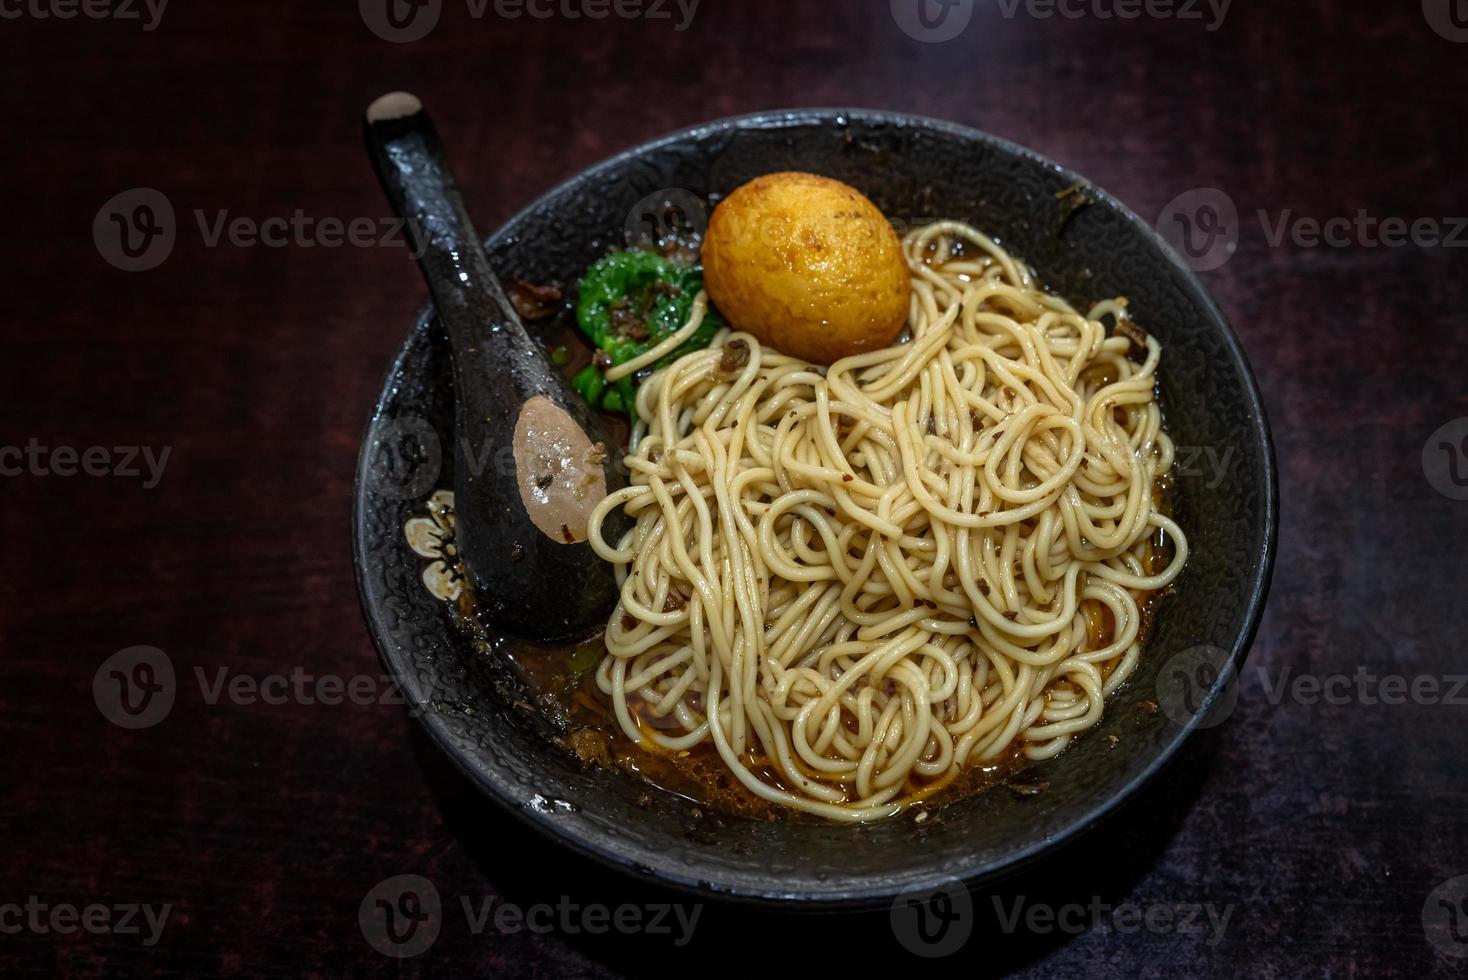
364;91;625;642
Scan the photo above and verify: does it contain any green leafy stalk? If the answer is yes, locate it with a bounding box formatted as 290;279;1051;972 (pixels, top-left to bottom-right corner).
571;250;721;413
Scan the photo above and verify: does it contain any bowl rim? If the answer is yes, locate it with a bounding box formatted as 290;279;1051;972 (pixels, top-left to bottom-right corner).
352;106;1279;908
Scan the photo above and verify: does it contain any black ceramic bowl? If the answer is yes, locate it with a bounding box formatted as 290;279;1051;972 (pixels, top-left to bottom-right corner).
353;109;1277;908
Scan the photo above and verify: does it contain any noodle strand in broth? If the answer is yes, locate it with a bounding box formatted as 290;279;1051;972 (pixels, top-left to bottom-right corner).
587;220;1188;822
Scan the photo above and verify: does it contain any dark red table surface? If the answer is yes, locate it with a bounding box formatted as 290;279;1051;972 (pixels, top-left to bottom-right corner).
4;1;1467;976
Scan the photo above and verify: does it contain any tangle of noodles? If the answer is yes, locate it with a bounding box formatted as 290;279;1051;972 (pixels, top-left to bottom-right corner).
586;220;1188;822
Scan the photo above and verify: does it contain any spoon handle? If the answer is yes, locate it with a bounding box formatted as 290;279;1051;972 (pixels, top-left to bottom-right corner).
365;91;624;641
364;93;521;368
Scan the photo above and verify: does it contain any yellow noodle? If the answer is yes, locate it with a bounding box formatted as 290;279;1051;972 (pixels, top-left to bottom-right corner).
586;221;1188;822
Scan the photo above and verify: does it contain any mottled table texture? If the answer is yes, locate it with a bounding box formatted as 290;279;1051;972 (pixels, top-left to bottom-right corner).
3;1;1466;976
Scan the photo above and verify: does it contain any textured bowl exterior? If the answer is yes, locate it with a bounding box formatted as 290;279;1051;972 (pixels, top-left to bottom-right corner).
352;109;1278;908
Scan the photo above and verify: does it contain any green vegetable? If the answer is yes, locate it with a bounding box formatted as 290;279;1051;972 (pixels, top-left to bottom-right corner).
571;249;721;413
